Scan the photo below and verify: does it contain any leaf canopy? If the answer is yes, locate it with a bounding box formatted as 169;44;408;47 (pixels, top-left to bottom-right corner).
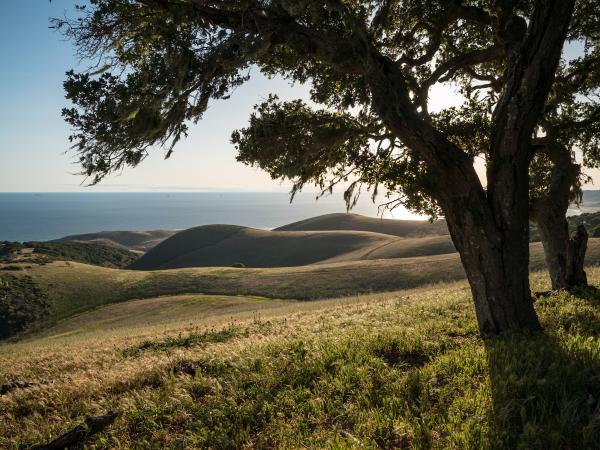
56;0;598;214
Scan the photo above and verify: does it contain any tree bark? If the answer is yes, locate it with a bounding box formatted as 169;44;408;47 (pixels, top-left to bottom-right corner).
567;225;589;288
531;139;588;290
537;210;571;290
443;198;541;334
536;214;589;291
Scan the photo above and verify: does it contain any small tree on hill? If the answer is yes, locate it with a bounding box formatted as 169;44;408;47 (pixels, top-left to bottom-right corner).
57;0;588;334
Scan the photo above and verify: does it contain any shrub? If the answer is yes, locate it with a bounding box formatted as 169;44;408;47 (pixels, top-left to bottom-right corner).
0;241;23;258
0;274;51;339
24;241;138;268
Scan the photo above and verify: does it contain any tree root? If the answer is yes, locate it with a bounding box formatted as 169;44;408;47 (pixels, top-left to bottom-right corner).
30;410;120;450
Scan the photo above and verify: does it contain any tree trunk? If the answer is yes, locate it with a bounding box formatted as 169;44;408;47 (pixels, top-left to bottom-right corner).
365;59;542;334
531;139;588;290
537;215;588;291
443;198;541;334
566;225;588;288
537;210;571;290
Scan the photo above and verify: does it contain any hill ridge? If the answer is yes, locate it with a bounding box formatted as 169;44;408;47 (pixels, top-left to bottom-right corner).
275;212;449;237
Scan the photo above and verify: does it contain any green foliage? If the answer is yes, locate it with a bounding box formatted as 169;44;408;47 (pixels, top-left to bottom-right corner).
0;241;24;259
26;241;138;268
124;325;241;356
233;95;380;200
57;0;254;184
0;274;51;339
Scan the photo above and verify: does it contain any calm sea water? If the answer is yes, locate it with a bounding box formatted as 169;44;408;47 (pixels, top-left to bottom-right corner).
0;192;408;242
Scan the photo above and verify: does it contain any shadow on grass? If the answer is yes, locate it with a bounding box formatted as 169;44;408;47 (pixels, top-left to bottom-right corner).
485;328;600;449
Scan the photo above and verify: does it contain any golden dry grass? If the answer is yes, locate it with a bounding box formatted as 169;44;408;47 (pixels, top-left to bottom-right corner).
3;269;600;448
56;230;176;251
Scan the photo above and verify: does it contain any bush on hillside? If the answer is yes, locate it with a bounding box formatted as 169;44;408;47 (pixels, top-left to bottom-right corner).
0;274;51;339
0;241;24;258
24;241;138;268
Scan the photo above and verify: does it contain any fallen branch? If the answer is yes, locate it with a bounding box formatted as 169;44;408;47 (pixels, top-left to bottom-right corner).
1;381;40;395
30;410;120;450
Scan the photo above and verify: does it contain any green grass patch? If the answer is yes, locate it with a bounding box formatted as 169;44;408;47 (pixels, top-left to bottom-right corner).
124;325;241;356
111;291;600;449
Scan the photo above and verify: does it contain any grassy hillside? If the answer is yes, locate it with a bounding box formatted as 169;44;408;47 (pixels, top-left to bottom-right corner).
275;212;449;237
3;270;600;448
3;238;600;339
37;294;293;340
130;225;406;270
55;230;176;251
361;235;455;259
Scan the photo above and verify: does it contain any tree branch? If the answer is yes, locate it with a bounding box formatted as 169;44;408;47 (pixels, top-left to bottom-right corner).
416;46;503;109
490;0;576;161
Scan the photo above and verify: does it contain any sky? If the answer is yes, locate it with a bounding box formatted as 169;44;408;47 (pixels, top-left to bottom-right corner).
0;2;596;195
0;1;465;196
0;1;317;193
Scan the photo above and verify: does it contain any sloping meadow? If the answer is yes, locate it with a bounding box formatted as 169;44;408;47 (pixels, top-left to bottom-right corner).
2;270;600;448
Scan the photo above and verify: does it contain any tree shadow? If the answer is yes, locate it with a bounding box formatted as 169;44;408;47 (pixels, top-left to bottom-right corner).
485;327;600;449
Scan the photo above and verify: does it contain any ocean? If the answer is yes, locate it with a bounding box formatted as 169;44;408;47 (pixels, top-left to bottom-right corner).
0;192;417;242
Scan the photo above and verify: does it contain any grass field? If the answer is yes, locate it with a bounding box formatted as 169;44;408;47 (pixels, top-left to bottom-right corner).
38;294;293;340
3;269;600;448
4;238;600;338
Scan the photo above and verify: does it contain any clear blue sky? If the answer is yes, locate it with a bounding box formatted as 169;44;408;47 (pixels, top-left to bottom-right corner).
0;1;315;193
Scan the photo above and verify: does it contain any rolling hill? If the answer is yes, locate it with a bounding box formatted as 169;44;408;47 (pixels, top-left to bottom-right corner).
55;230;176;252
4;238;600;340
130;223;456;270
130;225;396;269
275;212;449;236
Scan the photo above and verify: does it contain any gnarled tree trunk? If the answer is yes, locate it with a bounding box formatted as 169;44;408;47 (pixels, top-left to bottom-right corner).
444;197;541;334
531;139;588;290
366;57;541;333
537;214;589;291
363;0;574;334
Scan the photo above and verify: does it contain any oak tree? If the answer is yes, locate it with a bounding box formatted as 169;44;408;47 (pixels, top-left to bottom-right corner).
57;0;583;333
